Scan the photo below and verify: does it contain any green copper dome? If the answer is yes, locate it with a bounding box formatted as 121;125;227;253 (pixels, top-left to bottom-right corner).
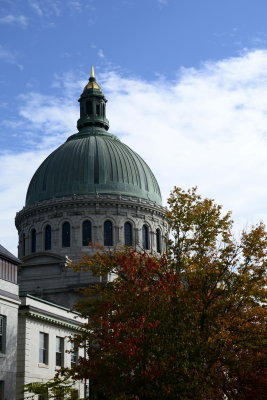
25;69;162;207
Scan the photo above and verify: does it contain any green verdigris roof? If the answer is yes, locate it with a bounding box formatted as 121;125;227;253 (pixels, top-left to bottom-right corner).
25;70;162;207
26;129;162;207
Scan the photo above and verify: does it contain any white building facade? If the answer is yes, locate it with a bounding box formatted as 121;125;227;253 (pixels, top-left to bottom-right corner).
0;244;20;400
17;295;86;399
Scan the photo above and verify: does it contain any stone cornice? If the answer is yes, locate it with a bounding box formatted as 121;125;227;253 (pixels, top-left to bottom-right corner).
15;194;167;227
19;305;83;330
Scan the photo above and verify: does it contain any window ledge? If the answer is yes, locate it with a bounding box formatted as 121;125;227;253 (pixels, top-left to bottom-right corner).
38;363;49;368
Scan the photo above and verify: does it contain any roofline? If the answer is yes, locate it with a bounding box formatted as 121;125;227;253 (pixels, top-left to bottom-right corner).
0;244;21;264
23;294;80;315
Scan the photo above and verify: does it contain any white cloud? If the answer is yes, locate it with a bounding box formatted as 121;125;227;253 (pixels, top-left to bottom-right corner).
29;0;61;17
2;49;267;254
157;0;168;6
0;44;23;69
0;14;28;27
68;0;82;12
98;49;105;59
0;150;50;255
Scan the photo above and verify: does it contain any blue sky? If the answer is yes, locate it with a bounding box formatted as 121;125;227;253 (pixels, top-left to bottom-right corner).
2;0;267;253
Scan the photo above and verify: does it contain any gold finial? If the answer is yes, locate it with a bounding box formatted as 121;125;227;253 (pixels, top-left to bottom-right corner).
90;65;95;78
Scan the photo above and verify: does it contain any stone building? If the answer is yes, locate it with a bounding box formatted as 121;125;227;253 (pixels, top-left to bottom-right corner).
17;295;85;399
0;244;20;400
15;67;168;309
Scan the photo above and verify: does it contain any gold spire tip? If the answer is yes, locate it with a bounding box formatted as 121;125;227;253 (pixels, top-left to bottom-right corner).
90;65;95;78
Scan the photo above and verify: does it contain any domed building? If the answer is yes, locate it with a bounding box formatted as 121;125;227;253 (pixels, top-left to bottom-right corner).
15;68;168;307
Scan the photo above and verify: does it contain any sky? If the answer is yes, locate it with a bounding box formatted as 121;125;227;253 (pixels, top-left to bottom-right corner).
2;0;267;254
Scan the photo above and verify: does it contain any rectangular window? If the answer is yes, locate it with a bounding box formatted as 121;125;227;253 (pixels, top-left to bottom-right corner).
86;101;93;115
38;394;48;400
84;383;89;399
39;332;49;364
70;389;79;400
54;388;64;400
0;316;6;353
56;336;64;367
0;381;4;400
70;342;78;368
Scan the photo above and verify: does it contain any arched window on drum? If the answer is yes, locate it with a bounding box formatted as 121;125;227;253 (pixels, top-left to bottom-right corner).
44;224;52;251
156;228;161;253
142;225;149;250
82;220;92;246
22;233;26;256
104;220;113;246
124;222;133;246
62;222;70;248
31;229;36;253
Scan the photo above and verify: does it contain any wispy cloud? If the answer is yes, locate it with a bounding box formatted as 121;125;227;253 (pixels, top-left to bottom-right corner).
0;45;23;69
28;0;61;17
68;0;82;12
98;49;105;59
2;50;267;254
0;14;28;27
157;0;169;6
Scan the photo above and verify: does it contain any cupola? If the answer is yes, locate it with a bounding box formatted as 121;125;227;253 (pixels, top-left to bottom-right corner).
77;66;109;132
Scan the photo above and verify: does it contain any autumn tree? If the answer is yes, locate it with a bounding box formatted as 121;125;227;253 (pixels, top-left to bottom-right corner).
26;187;267;400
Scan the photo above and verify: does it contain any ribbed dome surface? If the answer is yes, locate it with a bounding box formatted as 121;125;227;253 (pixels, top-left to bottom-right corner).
26;130;162;207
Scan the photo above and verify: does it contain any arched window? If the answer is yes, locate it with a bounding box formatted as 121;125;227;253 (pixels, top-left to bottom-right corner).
22;233;25;257
82;220;92;246
62;222;70;248
156;228;161;253
142;225;149;250
124;222;133;246
31;229;36;253
86;101;93;115
104;220;113;246
44;225;52;251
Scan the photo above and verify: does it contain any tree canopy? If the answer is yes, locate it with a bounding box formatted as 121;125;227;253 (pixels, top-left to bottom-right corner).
26;187;267;400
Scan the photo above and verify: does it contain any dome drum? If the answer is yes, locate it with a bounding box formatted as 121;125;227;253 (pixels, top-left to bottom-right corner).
16;194;167;261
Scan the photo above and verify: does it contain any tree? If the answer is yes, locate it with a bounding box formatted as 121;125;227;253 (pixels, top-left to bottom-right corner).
27;187;267;400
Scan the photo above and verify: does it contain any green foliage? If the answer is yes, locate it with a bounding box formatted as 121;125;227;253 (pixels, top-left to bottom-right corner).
22;377;76;399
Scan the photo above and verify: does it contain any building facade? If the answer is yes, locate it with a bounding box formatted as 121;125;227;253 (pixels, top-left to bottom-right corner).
0;244;20;400
17;295;85;399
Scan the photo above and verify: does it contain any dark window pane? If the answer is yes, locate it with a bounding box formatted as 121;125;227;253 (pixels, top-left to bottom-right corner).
62;222;70;248
22;233;25;256
104;220;113;246
31;229;36;253
86;101;93;115
82;220;92;246
156;229;161;253
44;225;52;251
71;390;79;400
124;222;132;246
142;225;149;250
56;337;64;367
0;315;6;353
0;381;4;400
39;332;48;364
71;342;79;368
96;104;100;115
38;392;48;400
54;389;64;400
